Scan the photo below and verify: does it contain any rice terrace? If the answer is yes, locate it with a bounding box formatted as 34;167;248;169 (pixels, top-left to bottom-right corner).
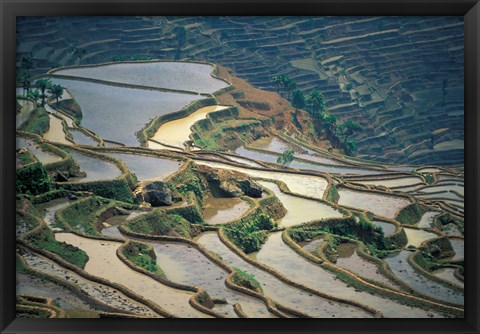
15;16;464;319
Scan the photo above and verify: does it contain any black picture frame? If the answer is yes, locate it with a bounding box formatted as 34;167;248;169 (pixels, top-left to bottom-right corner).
1;1;479;333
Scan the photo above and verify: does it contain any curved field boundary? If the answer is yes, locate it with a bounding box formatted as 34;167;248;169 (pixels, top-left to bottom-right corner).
281;228;463;316
16;212;175;318
139;97;227;147
115;227;295;318
45;73;213;97
47;112;76;144
279;131;415;170
217;228;382;318
16;131;73;170
408;250;465;294
16;301;63;319
242;143;394;175
116;242;224;319
16;253;158;317
47;59;232;87
336;183;418;222
195;150;271;168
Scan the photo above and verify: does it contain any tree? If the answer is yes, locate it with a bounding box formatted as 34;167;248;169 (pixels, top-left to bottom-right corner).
342;120;362;138
174;27;187;60
48;84;64;103
305;89;326;119
27;89;40;103
35;78;52;106
291;89;306;110
285;79;297;100
21;56;34;76
74;48;87;65
21;71;32;97
277;149;295;167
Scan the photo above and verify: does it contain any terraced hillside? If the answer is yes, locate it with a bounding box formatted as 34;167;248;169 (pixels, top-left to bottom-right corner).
16;17;464;319
16;16;464;165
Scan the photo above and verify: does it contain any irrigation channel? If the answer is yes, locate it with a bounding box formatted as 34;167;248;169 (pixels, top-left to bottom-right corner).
16;60;464;319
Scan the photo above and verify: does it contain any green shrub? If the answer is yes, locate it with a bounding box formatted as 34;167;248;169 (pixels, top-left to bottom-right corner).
16;162;54;195
25;226;88;268
232;268;263;293
18;107;50;135
125;210;191;238
123;241;165;278
224;213;275;253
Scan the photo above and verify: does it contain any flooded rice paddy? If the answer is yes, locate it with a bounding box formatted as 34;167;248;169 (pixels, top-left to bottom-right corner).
54;233;211;318
21;251;159;317
335;243;400;290
403;228;438;248
337;188;411;219
69;128;99;146
372;220;396;236
151;241;274;317
196;232;372;318
257;181;343;227
234;146;383;175
53;61;228;93
65;150;122;183
43;114;71;145
254;232;442;318
16;137;62;165
384;251;464;305
105;152;183;182
50;78;202;146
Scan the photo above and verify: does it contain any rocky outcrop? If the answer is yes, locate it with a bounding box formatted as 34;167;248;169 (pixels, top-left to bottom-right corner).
421;236;455;259
198;165;263;198
134;181;173;207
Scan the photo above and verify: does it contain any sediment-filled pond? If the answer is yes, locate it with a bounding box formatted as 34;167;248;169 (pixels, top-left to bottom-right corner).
151;105;229;148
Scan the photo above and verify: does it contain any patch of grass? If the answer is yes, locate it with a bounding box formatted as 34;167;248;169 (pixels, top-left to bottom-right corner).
125;210;191;238
232;268;263;293
25;226;89;268
224;213;276;253
123;241;165;278
18;107;50;135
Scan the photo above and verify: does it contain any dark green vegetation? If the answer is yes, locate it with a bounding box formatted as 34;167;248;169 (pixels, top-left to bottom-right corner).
16;162;54;195
436;213;464;235
224;213;276;253
124;210;192;238
123;241;166;278
276;149;295;167
56;196;134;236
288;215;389;259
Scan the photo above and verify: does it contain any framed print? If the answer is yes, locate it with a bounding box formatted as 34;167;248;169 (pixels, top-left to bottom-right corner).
1;0;479;333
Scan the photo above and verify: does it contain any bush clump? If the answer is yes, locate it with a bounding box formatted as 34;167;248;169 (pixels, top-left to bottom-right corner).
232;268;263;293
123;241;165;277
125;210;192;238
224;213;276;253
25;226;88;268
16;162;54;195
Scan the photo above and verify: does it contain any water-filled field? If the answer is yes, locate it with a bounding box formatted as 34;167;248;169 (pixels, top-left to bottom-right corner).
50;78;202;146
